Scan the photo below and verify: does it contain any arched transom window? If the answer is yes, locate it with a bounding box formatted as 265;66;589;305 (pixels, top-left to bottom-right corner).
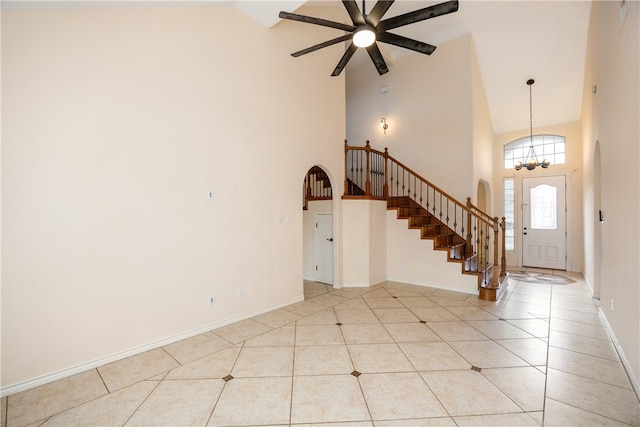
504;134;566;169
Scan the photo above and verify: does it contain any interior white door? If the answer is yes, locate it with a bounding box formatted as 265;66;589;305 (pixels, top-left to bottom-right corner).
315;213;333;284
522;175;566;270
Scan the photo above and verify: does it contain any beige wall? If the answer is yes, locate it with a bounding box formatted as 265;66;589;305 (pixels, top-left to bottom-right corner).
346;35;475;203
342;200;369;287
581;0;639;389
470;36;495;207
492;121;584;272
368;201;388;285
341;199;387;287
386;211;478;293
1;5;346;391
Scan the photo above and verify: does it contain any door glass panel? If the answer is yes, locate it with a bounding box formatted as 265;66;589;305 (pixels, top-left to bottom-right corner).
530;184;557;229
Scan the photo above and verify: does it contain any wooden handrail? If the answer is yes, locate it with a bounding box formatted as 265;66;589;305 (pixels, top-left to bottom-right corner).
466;197;497;224
344;141;507;287
347;141;492;226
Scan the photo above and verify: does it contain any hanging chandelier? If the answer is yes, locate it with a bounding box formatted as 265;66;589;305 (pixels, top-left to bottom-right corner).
515;79;550;171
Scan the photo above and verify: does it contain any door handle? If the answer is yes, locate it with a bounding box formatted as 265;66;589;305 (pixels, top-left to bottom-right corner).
326;238;333;242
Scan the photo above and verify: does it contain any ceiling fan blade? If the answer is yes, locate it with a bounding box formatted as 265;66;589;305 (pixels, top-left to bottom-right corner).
331;43;358;76
342;0;365;25
366;43;389;75
291;34;354;57
279;11;355;32
378;0;458;31
366;0;394;26
377;32;436;55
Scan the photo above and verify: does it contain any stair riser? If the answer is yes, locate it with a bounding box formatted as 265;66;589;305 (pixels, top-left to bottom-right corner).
409;217;435;227
419;225;445;237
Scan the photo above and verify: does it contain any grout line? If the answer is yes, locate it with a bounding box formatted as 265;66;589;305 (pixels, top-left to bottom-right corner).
121;378;163;426
95;367;110;394
160;346;182;367
543;397;635;426
288;318;301;425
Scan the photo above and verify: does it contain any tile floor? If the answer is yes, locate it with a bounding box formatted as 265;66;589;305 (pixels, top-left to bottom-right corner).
2;270;639;426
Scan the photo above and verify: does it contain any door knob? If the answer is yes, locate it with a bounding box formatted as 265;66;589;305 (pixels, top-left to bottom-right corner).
326;238;333;242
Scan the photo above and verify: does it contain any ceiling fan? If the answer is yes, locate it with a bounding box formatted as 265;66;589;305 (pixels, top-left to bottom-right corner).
279;0;459;76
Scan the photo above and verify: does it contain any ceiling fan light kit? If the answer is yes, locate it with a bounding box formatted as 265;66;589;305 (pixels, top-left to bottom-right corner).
279;0;459;76
353;25;376;48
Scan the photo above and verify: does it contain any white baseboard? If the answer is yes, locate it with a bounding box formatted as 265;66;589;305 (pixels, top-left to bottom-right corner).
598;307;640;399
1;295;304;398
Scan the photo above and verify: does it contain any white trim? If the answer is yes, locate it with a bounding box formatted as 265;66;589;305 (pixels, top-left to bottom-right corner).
0;295;304;398
598;307;640;399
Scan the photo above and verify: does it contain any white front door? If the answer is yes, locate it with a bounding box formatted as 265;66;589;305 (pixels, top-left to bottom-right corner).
315;213;333;284
522;176;566;270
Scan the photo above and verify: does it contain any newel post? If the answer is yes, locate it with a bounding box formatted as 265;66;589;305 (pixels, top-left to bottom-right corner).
383;147;389;198
493;217;500;268
364;140;371;196
500;217;507;276
344;140;350;196
488;217;500;288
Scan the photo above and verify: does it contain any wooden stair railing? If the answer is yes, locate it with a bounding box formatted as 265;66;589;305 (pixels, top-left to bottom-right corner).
343;140;508;300
304;166;332;210
467;197;507;278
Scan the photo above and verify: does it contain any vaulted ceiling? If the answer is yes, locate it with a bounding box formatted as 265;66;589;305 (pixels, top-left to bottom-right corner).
4;0;593;134
241;0;592;134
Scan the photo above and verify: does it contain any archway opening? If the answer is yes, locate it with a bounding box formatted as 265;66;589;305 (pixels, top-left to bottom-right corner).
476;179;492;213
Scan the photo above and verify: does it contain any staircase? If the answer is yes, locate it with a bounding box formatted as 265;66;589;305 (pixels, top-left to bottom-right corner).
388;196;503;298
344;141;508;301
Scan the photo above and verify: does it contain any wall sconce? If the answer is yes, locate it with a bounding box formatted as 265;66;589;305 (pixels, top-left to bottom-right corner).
380;117;388;136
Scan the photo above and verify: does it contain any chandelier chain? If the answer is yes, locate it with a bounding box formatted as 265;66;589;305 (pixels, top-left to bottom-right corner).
527;79;534;147
515;78;550;171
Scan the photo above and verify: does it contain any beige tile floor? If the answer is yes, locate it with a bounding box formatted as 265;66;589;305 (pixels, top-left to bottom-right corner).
2;270;639;426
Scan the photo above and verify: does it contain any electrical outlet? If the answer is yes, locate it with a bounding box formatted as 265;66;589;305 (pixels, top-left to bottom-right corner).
209;295;215;305
238;288;244;297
